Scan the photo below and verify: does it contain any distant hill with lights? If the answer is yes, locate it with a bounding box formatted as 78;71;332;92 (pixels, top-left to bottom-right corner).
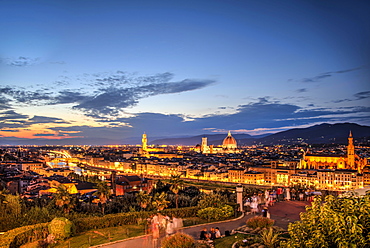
253;123;370;145
0;123;369;146
151;123;370;146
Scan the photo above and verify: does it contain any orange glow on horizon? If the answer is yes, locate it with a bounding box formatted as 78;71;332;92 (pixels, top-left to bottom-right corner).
0;125;84;140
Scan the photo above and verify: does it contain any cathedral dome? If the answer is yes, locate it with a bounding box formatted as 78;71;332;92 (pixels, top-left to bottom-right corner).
222;131;237;149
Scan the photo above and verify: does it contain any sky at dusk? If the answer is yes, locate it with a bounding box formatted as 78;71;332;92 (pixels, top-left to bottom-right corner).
0;0;370;144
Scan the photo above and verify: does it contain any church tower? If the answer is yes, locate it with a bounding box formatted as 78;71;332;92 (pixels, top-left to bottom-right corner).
201;137;209;153
347;131;355;168
142;133;148;152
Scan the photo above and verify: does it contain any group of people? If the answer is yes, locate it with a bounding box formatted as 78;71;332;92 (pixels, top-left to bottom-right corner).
244;187;314;214
200;227;222;241
149;213;184;240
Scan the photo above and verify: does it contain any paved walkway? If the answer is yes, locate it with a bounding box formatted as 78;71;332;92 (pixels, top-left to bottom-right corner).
95;214;250;248
269;200;310;229
95;201;310;248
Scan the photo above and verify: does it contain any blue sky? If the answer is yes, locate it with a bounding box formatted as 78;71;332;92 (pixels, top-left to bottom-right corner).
0;0;369;144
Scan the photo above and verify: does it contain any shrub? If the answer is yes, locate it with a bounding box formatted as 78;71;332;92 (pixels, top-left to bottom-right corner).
284;195;370;247
161;206;200;218
198;193;228;208
161;232;195;248
197;205;233;221
48;217;74;240
260;227;279;248
74;206;200;233
198;207;221;221
0;223;49;248
246;216;274;229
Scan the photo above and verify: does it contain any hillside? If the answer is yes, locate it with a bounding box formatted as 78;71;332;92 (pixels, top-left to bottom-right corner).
151;123;370;146
256;123;370;145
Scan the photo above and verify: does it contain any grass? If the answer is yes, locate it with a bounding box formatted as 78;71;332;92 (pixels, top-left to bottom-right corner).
60;225;145;247
19;216;224;248
19;214;244;248
214;233;250;248
20;225;145;248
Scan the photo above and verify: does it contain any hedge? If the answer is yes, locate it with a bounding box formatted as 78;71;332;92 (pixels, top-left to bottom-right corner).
74;206;200;233
0;207;201;246
0;223;49;248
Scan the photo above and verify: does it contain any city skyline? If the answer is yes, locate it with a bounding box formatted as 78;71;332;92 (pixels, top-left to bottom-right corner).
1;0;370;144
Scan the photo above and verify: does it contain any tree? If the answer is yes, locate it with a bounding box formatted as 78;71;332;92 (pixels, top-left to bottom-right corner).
136;190;152;211
0;194;23;230
93;181;111;215
152;192;169;211
169;174;184;208
198;192;228;209
0;188;8;207
283;194;370;247
54;184;75;214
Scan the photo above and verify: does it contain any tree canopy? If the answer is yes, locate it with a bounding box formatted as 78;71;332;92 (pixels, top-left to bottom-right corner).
284;194;370;247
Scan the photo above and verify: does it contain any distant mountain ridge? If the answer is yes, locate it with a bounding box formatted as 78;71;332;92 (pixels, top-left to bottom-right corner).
255;123;370;145
0;123;369;146
151;123;370;146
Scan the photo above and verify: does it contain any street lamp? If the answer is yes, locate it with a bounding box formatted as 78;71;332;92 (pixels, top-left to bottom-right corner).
236;184;243;212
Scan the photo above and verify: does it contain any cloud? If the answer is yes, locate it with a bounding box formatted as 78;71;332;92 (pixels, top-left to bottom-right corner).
296;88;307;93
302;74;331;83
1;56;39;67
34;133;56;137
6;97;367;143
73;73;215;116
0;86;51;104
0;72;215;118
91;98;367;138
28;116;69;124
54;90;89;104
49;61;66;65
294;67;361;83
0;110;28;121
0;110;29;129
0;96;12;110
0;110;68;130
333;91;370;103
354;91;370;100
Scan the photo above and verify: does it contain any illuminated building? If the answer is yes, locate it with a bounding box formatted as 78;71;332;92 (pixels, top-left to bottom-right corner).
115;175;153;195
139;133;183;159
300;132;367;172
198;131;240;154
228;168;245;183
316;169;363;190
222;131;237;149
244;171;265;185
363;166;370;185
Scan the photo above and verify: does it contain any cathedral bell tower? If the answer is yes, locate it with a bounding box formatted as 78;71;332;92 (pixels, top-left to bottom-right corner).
201;137;209;153
142;133;148;153
347;131;355;168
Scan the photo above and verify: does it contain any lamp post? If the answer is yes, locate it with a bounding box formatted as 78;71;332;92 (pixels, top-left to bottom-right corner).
236;184;243;212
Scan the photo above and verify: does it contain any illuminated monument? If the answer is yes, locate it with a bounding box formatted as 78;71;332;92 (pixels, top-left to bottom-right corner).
140;133;182;159
222;131;237;149
300;131;367;172
199;131;239;154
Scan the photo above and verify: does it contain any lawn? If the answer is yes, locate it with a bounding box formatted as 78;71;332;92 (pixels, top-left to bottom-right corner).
214;233;250;248
21;225;145;248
